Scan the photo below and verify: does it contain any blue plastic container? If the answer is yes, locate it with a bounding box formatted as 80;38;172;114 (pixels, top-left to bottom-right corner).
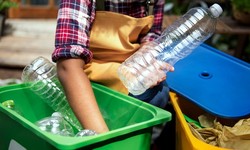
167;44;250;118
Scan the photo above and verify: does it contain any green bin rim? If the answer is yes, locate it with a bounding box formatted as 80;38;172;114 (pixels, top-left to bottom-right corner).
0;83;171;149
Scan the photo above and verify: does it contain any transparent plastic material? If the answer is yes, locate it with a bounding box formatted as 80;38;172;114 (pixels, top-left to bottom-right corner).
75;129;98;137
21;56;82;131
2;100;15;110
1;99;22;115
36;112;97;137
36;112;75;136
118;4;223;95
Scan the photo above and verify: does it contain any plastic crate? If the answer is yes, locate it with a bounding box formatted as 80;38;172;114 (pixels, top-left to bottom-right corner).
170;92;231;150
0;83;171;150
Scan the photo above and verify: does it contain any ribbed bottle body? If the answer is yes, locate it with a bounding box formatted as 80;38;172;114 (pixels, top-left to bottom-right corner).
22;56;82;131
156;7;216;65
118;4;222;95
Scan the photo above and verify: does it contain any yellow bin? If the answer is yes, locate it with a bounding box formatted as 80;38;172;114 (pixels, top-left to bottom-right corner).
170;92;231;150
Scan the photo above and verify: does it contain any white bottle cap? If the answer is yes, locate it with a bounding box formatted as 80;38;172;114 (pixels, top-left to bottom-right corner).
52;112;63;117
209;3;223;18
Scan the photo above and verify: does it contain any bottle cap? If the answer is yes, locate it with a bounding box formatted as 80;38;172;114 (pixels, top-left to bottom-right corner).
209;3;223;18
52;112;63;118
2;100;15;109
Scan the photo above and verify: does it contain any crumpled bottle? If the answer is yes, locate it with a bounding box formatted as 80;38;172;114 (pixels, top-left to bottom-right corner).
75;129;98;137
36;112;75;136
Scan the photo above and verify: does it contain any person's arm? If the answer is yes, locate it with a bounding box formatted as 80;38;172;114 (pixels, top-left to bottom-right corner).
57;58;109;133
52;0;109;133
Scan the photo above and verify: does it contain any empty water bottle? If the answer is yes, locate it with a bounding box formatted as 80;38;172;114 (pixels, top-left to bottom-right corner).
36;112;74;136
21;56;82;131
75;129;98;137
118;3;223;95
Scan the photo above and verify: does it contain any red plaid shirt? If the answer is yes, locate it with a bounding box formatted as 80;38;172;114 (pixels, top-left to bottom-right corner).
52;0;165;63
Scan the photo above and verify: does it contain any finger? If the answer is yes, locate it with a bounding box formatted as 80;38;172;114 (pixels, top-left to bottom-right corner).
169;66;175;72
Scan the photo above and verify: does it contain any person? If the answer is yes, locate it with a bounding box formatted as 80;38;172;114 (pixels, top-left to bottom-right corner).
52;0;174;134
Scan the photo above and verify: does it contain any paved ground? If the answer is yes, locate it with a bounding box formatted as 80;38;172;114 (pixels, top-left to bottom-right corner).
0;19;56;67
0;19;56;80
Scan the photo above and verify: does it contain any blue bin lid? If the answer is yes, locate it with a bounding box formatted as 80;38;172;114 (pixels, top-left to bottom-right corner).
166;44;250;118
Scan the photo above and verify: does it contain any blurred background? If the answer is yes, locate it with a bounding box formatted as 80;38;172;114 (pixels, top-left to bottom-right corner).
163;0;250;63
0;0;249;80
165;0;250;63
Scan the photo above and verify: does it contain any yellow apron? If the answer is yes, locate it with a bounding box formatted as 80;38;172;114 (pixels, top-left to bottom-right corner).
84;11;154;94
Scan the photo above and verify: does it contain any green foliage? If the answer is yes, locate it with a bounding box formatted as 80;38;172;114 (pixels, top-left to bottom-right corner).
165;0;188;15
0;0;17;12
231;0;250;13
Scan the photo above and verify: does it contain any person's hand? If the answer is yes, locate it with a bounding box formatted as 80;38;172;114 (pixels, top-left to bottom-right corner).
150;61;174;88
139;42;175;88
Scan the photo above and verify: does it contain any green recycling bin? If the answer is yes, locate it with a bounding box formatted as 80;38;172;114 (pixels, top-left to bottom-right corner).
0;82;171;150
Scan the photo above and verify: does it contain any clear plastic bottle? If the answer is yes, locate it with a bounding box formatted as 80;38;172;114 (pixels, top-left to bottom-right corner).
21;56;82;131
75;129;97;137
36;112;75;136
118;3;223;95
